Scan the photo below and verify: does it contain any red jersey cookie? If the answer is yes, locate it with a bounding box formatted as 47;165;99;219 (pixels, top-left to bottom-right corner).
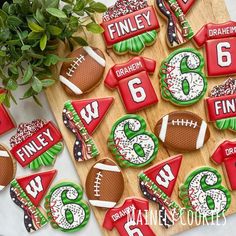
194;21;236;77
102;0;160;55
0;144;16;191
205;78;236;131
103;198;155;236
59;46;106;96
0;103;15;136
10;119;63;170
211;140;236;190
105;57;158;113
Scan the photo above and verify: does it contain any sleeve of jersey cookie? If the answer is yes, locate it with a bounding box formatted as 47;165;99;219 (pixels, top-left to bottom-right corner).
134;198;149;212
103;211;114;231
211;144;224;164
104;67;118;89
142;57;156;74
193;25;207;47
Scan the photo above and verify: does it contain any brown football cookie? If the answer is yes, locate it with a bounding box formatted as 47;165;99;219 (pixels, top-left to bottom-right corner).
60;46;106;96
0;144;16;191
85;158;124;208
155;111;210;152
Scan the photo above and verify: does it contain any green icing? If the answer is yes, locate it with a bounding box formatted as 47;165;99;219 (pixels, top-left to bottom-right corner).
216;117;236;131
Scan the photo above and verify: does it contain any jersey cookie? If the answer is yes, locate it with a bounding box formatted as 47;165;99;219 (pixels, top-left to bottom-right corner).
101;0;160;55
10;119;63;170
155;0;194;47
194;21;236;77
108;114;158;168
159;48;207;106
105;57;158;113
45;182;90;232
179;167;231;219
205;78;236;131
60;46;106;96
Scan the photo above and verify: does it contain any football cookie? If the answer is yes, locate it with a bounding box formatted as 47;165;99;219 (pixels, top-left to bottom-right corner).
138;155;183;228
62;100;102;161
194;21;236;77
0;103;15;136
45;182;90;232
108;115;159;168
101;0;160;55
159;48;207;106
179;167;231;219
85;158;124;208
155;0;194;47
155;111;210;152
10;119;63;170
105;57;158;113
0;144;16;191
211;140;236;190
103;198;156;236
59;46;106;96
10;178;48;232
205;78;236;131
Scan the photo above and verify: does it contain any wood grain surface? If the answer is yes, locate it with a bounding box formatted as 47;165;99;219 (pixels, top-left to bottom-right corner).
45;0;235;235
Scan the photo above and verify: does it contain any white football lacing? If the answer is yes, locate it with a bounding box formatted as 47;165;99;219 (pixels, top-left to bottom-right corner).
171;119;198;128
94;171;103;197
66;54;85;77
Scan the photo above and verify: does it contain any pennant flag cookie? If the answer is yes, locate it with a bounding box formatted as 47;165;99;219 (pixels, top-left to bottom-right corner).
0;103;15;136
17;170;57;206
177;0;195;14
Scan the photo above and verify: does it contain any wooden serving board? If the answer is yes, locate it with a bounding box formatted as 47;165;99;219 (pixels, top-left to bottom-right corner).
45;0;236;235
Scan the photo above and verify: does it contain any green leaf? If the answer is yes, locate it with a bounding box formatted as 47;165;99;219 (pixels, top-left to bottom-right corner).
2;2;10;13
48;25;62;36
22;65;33;83
28;21;44;32
6;79;18;90
41;79;55;87
28;31;42;40
0;93;6;103
89;2;107;13
9;66;18;75
35;9;45;25
33;95;42;106
40;34;47;51
7;16;23;26
0;9;8;21
0;51;6;57
86;22;104;33
3;93;10;108
21;87;35;99
72;36;88;46
21;45;31;51
32;77;43;93
43;54;60;66
74;0;85;11
46;8;67;18
44;0;59;8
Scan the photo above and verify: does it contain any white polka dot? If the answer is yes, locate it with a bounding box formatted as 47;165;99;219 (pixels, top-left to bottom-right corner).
76;141;79;145
77;152;81;156
25;215;28;219
144;192;147;195
28;224;32;227
170;22;173;26
167;11;170;15
173;33;176;37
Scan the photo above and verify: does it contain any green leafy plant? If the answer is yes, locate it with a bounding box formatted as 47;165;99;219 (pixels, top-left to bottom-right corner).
0;0;107;106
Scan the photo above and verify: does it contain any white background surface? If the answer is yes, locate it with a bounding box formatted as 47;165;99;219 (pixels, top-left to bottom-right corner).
0;0;236;236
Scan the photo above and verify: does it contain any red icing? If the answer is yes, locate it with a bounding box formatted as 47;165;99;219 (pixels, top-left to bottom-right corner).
211;140;236;190
177;0;195;14
17;170;57;206
71;97;114;135
101;6;159;46
143;155;183;197
194;21;236;77
10;122;62;167
103;198;155;236
105;57;158;113
205;94;236;121
0;104;15;136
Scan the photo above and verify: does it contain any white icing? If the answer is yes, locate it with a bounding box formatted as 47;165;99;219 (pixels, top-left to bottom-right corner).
83;46;106;67
94;163;120;172
196;121;207;149
0;150;9;157
59;75;83;95
159;115;169;142
89;200;116;208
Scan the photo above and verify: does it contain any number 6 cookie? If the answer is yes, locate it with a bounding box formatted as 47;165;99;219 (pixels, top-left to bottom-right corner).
108;114;158;168
159;48;207;106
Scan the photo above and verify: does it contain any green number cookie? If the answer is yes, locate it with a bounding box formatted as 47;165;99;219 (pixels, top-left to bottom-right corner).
160;48;207;106
108;115;158;168
45;182;90;232
179;167;231;219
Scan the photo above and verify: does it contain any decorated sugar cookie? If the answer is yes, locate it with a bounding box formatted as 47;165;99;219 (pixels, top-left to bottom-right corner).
155;0;194;47
103;198;156;236
155;111;210;152
108;115;158;168
10;119;63;170
63;99;110;161
211;140;236;190
139;155;183;228
194;21;236;77
86;159;124;208
179;167;231;219
101;0;160;55
159;48;207;106
10;175;50;232
105;57;158;113
205;78;236;131
45;182;90;232
176;0;195;14
60;46;106;96
0;103;15;136
0;144;16;191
